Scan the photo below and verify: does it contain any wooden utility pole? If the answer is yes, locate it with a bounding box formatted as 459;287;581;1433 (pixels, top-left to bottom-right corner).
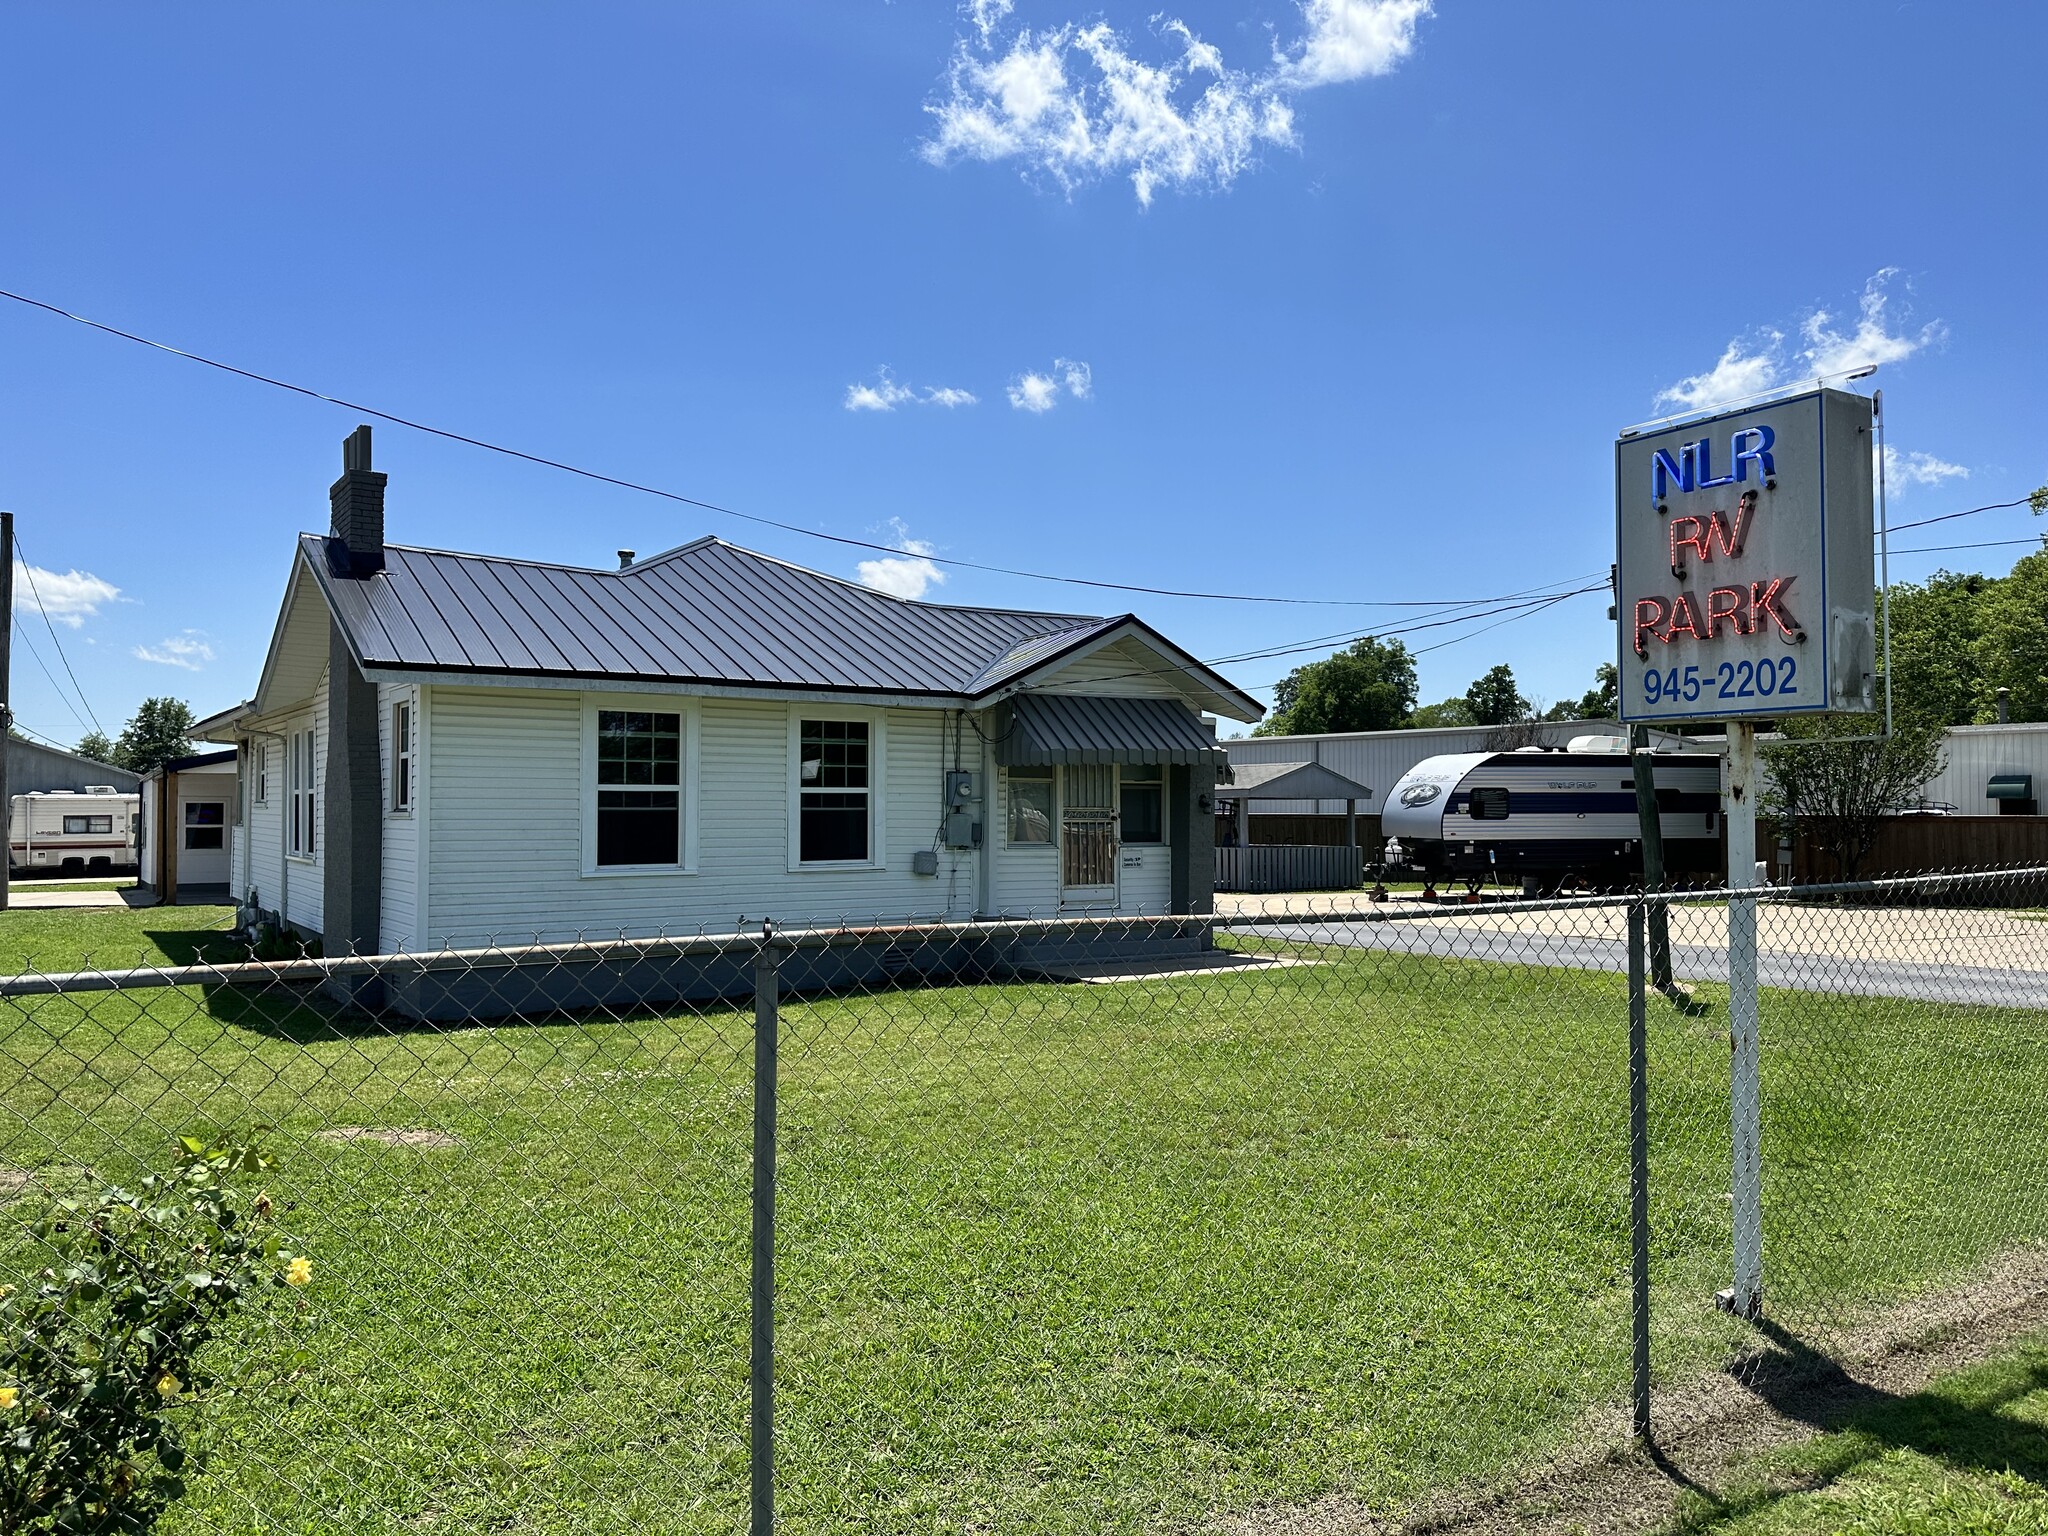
1;512;12;912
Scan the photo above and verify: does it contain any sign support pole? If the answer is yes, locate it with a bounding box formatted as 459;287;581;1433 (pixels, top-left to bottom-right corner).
1722;719;1763;1319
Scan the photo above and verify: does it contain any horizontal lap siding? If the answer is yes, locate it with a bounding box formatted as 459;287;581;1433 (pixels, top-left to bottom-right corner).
990;768;1059;917
423;691;974;946
1030;639;1186;698
379;683;419;951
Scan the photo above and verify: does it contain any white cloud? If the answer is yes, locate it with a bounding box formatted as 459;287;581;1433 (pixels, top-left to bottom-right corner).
845;367;979;412
1880;444;1969;492
134;630;215;671
844;368;918;412
1654;271;1945;412
12;561;120;628
922;1;1429;205
1008;357;1093;412
855;519;947;600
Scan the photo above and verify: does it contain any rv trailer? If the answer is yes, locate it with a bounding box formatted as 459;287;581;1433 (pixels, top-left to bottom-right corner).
8;787;141;875
1380;742;1721;890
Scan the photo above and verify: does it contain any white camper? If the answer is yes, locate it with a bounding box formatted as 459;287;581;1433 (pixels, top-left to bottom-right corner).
8;787;140;875
1381;743;1721;890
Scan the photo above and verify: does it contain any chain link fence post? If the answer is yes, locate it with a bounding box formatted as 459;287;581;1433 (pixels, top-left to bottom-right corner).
1628;895;1651;1440
1723;724;1764;1320
751;925;782;1536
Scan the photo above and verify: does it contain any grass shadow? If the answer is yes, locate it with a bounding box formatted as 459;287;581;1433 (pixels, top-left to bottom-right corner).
1662;1318;2048;1532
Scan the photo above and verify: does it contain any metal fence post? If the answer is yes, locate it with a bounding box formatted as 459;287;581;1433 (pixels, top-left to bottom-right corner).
751;927;781;1536
1723;724;1764;1319
1628;897;1651;1440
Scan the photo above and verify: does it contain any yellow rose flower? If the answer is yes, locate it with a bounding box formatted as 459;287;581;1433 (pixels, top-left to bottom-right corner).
285;1255;314;1288
0;1385;19;1411
155;1372;182;1399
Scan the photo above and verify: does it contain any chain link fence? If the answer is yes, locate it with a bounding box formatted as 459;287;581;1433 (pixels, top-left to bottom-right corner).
2;866;2045;1532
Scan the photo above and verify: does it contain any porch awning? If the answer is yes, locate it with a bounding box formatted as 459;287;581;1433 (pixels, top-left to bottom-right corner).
1988;774;2034;801
993;694;1225;767
1217;760;1374;802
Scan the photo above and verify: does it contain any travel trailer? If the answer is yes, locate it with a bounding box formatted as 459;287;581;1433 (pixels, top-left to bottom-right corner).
8;787;140;875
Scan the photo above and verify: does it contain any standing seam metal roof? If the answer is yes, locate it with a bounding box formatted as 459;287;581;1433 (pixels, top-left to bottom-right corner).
301;533;1152;698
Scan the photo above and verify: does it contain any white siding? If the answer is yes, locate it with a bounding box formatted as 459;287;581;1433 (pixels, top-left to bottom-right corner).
238;739;279;905
379;683;420;950
1916;723;2048;813
1030;638;1188;699
172;766;235;886
989;766;1060;917
422;690;980;945
244;663;329;935
1116;842;1171;914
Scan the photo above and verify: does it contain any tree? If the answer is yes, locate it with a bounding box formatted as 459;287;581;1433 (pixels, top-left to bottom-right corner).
1973;547;2048;722
1542;663;1618;722
1463;664;1529;727
1406;698;1475;728
1761;716;1946;880
111;698;196;776
1880;570;1994;727
1255;636;1419;737
75;729;117;764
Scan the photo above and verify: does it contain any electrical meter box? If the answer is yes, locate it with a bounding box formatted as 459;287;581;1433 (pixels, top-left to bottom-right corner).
945;770;980;806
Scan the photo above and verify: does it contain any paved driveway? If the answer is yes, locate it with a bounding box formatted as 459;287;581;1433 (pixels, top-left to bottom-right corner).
1220;898;2048;1010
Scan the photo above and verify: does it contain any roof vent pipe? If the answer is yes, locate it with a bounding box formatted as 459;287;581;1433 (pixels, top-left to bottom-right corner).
328;424;387;577
617;550;636;570
1997;686;2011;724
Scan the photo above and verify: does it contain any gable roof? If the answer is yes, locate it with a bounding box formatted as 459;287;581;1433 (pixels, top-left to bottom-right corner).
285;534;1262;719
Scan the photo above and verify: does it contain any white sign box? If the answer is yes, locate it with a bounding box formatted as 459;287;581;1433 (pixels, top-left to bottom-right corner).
1615;387;1875;723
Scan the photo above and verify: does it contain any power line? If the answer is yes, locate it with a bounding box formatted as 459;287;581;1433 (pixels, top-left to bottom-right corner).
1884;494;2040;535
1888;534;2046;558
0;285;1599;614
11;626;89;734
12;536;105;736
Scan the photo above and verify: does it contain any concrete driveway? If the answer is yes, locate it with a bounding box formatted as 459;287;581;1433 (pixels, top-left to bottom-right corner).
1219;895;2048;1010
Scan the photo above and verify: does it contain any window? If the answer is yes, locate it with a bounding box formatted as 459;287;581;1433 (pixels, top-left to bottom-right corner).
798;718;870;863
1468;786;1510;821
255;744;269;806
62;815;113;836
289;728;317;858
185;801;226;851
1008;768;1054;845
1119;764;1164;844
596;710;681;867
391;701;413;812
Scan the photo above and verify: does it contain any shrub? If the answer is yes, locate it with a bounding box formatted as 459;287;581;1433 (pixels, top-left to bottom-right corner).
0;1136;311;1534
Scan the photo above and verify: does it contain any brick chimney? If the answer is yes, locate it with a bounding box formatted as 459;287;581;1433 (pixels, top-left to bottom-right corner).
328;424;387;576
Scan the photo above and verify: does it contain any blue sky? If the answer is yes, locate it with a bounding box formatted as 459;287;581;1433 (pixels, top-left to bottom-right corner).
3;1;2044;747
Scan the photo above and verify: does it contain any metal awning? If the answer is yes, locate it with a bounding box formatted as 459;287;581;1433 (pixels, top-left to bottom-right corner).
1217;760;1374;802
1988;774;2034;801
993;694;1225;767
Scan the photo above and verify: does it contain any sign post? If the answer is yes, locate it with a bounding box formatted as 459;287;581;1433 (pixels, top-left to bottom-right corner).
1616;386;1875;1320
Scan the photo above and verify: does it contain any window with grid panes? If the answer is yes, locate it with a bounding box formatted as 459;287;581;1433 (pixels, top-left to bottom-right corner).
798;718;870;862
596;710;682;866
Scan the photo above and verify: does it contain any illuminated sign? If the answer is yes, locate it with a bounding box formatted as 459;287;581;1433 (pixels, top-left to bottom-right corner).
1615;387;1875;723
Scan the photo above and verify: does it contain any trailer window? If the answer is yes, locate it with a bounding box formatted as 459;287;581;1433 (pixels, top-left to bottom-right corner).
185;801;226;850
1468;787;1510;820
61;816;113;835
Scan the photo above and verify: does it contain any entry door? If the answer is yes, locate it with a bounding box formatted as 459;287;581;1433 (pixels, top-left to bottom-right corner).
1060;764;1119;907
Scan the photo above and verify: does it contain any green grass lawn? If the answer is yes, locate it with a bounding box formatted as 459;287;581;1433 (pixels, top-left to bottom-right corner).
1;908;2044;1534
1661;1334;2048;1534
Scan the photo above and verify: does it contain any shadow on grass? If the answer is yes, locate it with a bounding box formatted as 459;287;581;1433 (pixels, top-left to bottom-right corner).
1662;1318;2048;1532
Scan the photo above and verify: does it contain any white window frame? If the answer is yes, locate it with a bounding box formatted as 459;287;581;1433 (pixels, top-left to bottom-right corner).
184;800;228;852
390;699;414;815
579;694;699;878
1117;763;1170;847
788;707;886;872
252;741;268;807
288;726;317;862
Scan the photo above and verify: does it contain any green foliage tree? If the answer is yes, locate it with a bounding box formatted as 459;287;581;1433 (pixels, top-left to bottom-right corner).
1255;637;1419;737
1761;716;1947;879
74;730;117;764
1462;664;1529;727
1543;663;1617;722
1407;698;1476;728
0;1135;311;1534
1973;548;2048;722
1879;570;1993;727
111;699;196;776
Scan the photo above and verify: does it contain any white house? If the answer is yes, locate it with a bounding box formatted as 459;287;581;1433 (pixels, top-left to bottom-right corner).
195;428;1261;1003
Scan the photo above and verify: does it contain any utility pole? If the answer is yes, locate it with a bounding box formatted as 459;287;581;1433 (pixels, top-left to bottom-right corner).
1;512;12;912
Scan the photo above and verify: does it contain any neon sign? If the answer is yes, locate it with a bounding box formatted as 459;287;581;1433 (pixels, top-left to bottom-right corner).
1650;426;1775;501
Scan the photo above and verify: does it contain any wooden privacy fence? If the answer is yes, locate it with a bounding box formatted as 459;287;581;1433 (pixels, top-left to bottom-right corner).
1215;844;1364;893
1771;815;2048;882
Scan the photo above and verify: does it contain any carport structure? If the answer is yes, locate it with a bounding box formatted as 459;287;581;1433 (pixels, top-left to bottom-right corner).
1216;759;1375;892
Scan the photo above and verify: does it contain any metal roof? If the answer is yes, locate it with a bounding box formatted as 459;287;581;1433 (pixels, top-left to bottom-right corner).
992;694;1225;767
1216;760;1373;802
296;534;1262;715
